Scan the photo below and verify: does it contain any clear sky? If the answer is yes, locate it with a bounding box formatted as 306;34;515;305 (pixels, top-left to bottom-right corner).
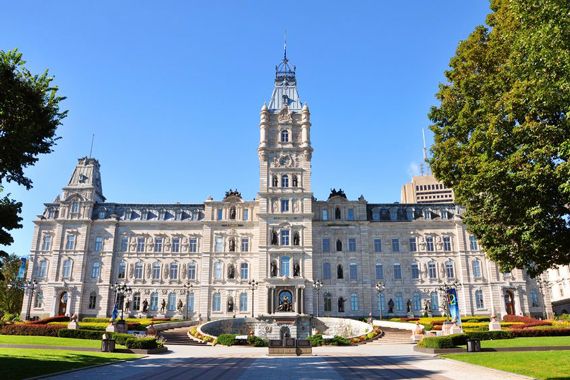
1;1;491;257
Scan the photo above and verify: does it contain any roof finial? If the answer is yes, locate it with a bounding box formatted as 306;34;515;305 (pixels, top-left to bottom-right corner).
283;30;288;62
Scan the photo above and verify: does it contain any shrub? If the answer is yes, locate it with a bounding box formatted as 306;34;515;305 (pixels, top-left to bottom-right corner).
556;314;570;322
329;336;351;346
508;321;552;329
217;334;236;346
31;315;70;325
465;330;513;341
58;329;104;340
0;323;64;336
308;334;323;347
366;332;375;340
502;315;541;323
126;337;158;349
253;337;267;347
510;328;570;338
1;313;21;322
418;334;466;349
112;333;134;346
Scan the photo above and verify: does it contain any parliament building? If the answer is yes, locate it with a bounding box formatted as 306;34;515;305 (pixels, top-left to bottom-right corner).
21;53;551;321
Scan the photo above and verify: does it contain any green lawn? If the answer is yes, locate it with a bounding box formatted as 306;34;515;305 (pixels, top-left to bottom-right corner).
0;335;126;348
443;351;570;380
0;348;141;380
474;336;570;349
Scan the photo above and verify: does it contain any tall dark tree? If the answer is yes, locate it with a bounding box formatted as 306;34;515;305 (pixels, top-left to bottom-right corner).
429;0;570;276
0;49;67;264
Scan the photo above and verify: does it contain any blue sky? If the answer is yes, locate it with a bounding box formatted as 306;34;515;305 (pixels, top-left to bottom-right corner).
1;1;490;257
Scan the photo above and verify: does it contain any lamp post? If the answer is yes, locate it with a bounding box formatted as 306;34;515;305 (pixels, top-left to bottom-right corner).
313;279;323;318
111;283;132;321
184;282;193;320
248;279;258;318
24;280;37;321
375;281;385;320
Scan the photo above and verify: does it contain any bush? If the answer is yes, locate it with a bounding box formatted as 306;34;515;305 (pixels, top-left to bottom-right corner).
112;333;134;346
1;313;21;322
502;315;540;323
308;334;323;347
556;314;570;322
246;335;267;347
31;315;70;325
418;334;466;349
329;336;351;346
126;337;158;349
510;328;570;337
58;329;104;340
465;330;513;341
217;334;236;346
0;323;64;336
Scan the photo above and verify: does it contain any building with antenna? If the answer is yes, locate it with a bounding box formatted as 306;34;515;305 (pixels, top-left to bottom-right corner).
21;51;550;322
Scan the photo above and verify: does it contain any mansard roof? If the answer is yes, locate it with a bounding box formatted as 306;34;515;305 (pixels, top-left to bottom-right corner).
91;202;205;221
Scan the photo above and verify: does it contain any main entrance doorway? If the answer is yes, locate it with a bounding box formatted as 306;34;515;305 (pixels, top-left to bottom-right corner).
58;292;68;315
504;290;515;315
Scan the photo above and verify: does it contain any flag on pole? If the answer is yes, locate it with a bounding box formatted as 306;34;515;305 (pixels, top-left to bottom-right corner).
111;303;119;321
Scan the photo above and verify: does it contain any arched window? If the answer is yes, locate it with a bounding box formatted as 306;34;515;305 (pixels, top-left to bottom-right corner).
445;260;455;278
323;262;331;280
351;294;359;311
272;175;278;187
188;262;197;280
227;263;236;279
212;293;221;312
281;175;289;188
169;262;178;279
337;264;344;279
150;292;159;311
152;262;161;279
324;292;332;312
70;201;80;214
91;262;100;279
281;129;289;142
430;292;439;312
240;263;249;279
335;207;341;220
336;240;342;252
134;262;143;279
167;292;176;311
62;259;72;279
475;289;485;309
428;261;437;279
34;290;43;308
88;291;97;309
280;256;290;277
38;260;48;278
239;292;248;312
292;175;298;187
280;230;290;246
187;292;195;312
472;259;482;278
214;262;223;280
118;260;126;279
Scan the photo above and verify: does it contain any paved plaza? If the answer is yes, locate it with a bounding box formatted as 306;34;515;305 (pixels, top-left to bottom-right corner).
41;343;531;380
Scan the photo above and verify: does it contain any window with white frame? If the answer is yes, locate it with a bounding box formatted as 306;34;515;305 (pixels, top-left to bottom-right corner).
280;230;290;246
132;292;141;310
136;237;145;252
38;260;48;278
475;289;485;309
472;259;482;278
426;236;434;251
214;236;223;252
393;263;402;280
212;293;221;312
348;238;356;252
413;292;421;311
91;262;100;279
34;290;43;308
430;292;439;311
134;262;143;279
281;175;289;188
239;292;248;312
241;238;249;252
409;237;417;252
281;199;289;212
411;263;420;279
118;261;126;279
88;291;97;309
281;129;289;142
94;237;103;252
349;263;358;280
445;261;455;278
322;209;329;221
375;263;384;279
62;259;72;279
167;292;176;311
65;234;75;250
240;262;249;279
347;208;354;221
351;294;359;311
172;237;180;253
41;234;52;251
243;209;249;221
323;262;331;280
154;237;163;253
150;292;158;311
120;236;129;252
152;262;161;280
443;236;452;251
70;201;80;214
213;262;223;280
428;261;437;279
170;262;178;279
395;293;404;311
187;292;195;312
374;239;382;253
190;238;198;253
188;262;197;280
469;235;478;251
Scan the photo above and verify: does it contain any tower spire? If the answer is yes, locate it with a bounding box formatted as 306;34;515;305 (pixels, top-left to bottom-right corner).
284;30;287;62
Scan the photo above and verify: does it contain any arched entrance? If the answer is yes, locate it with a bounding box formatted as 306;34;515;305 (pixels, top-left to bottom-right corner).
504;290;515;315
58;292;68;316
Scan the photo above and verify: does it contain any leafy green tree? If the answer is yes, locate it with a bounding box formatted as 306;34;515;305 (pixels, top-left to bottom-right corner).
429;0;570;276
0;49;67;265
0;254;25;316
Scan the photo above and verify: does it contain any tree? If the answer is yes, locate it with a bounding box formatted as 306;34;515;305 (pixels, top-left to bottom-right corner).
429;0;570;276
0;254;25;316
0;49;67;263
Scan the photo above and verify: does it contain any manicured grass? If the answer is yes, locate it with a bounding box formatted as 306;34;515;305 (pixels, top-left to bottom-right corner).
443;351;570;380
0;348;141;380
479;336;570;348
0;335;125;348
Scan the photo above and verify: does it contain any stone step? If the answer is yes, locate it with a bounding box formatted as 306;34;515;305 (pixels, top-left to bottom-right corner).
161;327;207;346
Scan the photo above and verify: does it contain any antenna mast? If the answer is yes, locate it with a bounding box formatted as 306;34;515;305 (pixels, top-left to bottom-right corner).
89;134;95;158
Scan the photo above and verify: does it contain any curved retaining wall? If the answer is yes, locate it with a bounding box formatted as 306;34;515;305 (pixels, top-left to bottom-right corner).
315;317;372;338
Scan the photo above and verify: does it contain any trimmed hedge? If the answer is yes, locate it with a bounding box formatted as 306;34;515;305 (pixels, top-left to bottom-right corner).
126;337;158;349
217;334;236;346
0;324;65;336
111;333;134;346
328;336;351;346
58;329;104;340
30;316;70;325
465;330;513;341
418;334;466;349
510;328;570;337
246;335;267;347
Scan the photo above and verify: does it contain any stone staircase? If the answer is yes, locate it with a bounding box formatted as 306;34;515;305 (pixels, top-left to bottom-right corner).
371;327;414;345
161;327;207;346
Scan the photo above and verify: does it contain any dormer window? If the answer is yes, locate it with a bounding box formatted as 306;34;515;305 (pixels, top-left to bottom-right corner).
70;201;79;214
281;175;289;188
281;130;289;143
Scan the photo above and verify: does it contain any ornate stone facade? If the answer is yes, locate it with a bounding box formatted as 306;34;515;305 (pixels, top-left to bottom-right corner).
21;54;551;321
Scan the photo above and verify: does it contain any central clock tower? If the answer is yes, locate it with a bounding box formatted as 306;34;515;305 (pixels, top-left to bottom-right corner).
257;51;314;316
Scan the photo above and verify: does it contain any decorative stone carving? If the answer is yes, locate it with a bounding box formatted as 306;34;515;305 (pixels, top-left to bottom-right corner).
278;106;292;123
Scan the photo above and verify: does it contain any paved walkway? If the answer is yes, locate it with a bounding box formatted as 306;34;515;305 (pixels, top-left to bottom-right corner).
41;343;532;380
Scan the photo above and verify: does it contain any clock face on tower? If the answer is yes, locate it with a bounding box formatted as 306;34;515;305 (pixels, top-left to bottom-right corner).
279;155;291;167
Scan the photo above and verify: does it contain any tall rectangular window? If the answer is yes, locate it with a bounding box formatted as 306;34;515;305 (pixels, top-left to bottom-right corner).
136;237;145;253
241;238;249;252
239;292;248;312
280;256;290;277
475;290;485;309
409;238;417;252
94;237;103;252
188;262;197;280
443;236;452;251
411;263;420;279
351;294;359;311
349;263;358;280
469;235;478;251
243;209;249;221
323;262;331;280
392;238;400;252
190;238;198;253
347;208;354;221
426;236;434;252
393;263;402;280
170;263;178;279
322;238;330;253
42;235;52;251
217;209;223;221
70;201;79;214
281;199;289;212
187;293;195;312
280;230;290;246
348;238;356;252
375;263;384;279
120;236;129;252
154;238;163;253
215;236;223;252
472;260;482;278
374;239;382;253
240;263;249;279
65;234;75;250
322;209;329;221
134;262;143;279
172;237;180;253
428;262;437;279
